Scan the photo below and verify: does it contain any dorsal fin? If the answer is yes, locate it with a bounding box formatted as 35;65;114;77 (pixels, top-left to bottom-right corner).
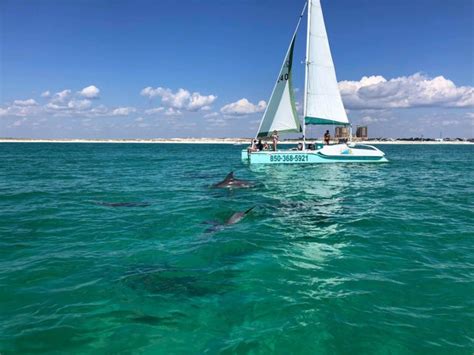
244;206;256;214
224;171;234;181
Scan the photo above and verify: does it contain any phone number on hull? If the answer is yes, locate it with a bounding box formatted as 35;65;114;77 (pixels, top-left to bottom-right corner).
269;154;309;162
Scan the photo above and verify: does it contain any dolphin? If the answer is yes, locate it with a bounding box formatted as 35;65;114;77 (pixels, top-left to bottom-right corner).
211;172;255;189
204;206;255;233
225;206;256;225
95;201;151;208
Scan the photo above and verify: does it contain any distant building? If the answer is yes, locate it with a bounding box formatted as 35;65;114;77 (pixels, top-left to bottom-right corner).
335;126;349;139
356;126;368;139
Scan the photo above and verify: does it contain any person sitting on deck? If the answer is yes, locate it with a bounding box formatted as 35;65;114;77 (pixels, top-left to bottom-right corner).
256;139;264;151
263;142;269;150
324;130;331;145
248;139;258;153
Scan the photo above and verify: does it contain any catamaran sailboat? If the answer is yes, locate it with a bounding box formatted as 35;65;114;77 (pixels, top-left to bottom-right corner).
242;0;387;164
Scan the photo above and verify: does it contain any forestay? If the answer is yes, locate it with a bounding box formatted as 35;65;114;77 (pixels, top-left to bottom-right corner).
304;0;349;126
256;33;301;137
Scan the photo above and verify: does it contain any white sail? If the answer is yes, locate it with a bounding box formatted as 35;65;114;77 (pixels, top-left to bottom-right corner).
257;36;301;137
304;0;349;126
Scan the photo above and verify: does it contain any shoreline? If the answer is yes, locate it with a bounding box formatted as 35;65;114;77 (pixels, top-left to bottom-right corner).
0;138;472;145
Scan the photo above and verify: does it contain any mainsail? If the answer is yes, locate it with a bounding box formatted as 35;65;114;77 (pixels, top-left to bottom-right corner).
256;5;307;138
304;0;349;126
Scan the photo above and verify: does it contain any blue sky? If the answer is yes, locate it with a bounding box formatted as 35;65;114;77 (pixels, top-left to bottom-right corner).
1;0;473;139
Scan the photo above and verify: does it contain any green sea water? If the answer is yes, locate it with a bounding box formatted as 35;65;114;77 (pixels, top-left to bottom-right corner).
0;143;473;354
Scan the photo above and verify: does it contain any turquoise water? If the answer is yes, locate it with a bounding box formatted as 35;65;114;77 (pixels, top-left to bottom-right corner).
0;143;473;354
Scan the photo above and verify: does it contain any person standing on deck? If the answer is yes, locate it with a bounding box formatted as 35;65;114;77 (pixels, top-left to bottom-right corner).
272;130;279;151
324;130;331;145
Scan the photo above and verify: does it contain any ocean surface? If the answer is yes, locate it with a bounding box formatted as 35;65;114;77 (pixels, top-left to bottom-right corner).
0;143;473;354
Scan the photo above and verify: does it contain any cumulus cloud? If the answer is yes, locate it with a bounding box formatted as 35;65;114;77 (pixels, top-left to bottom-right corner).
45;102;67;111
41;91;51;98
13;99;38;106
339;73;474;110
51;89;72;103
220;98;266;116
163;107;181;116
140;87;217;112
79;85;100;99
110;107;137;116
89;105;109;116
67;99;92;110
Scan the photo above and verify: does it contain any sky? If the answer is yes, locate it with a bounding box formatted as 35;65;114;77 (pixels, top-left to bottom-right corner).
0;0;473;139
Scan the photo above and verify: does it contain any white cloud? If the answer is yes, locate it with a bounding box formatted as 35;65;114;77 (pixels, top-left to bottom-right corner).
187;92;217;111
206;117;227;127
67;99;92;110
79;85;100;99
295;101;303;114
144;107;164;115
51;89;72;103
13;99;38;106
110;107;136;116
360;115;378;124
220;98;266;116
89;105;108;116
41;91;51;98
164;107;181;116
45;102;67;111
204;112;219;118
140;86;217;111
0;108;9;116
339;73;474;110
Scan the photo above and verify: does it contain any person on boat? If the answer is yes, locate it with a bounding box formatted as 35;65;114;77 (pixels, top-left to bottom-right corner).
263;142;269;150
272;130;279;151
256;139;264;151
324;130;331;145
248;139;258;153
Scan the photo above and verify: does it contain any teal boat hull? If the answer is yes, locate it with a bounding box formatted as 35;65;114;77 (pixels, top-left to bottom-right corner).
241;144;388;164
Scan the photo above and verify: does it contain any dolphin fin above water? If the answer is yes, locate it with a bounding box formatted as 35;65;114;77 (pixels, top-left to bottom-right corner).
225;206;255;225
224;171;234;181
204;206;256;233
212;171;255;189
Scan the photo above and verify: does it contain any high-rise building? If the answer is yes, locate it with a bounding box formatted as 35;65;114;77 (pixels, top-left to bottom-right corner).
356;126;368;139
335;126;349;138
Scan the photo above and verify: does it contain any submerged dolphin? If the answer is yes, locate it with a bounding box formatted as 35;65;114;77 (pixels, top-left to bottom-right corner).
205;206;255;233
212;172;255;189
226;206;256;225
95;201;151;208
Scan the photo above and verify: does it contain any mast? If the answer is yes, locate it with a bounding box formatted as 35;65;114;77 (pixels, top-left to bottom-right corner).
303;0;311;149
